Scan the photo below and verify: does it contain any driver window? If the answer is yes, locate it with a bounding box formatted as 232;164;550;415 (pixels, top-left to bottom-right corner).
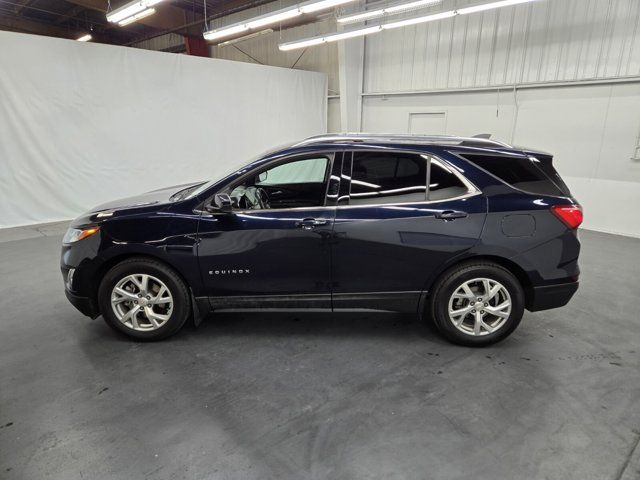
229;156;330;210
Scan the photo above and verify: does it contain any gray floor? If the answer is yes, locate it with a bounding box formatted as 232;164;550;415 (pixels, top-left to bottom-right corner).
0;225;639;480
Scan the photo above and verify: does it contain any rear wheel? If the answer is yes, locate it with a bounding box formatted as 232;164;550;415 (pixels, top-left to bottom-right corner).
428;262;525;346
98;257;190;341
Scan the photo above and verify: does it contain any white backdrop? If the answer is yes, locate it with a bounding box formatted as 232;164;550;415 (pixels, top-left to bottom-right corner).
0;31;327;228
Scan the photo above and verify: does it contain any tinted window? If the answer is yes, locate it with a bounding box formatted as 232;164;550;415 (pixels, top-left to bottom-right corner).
257;157;328;185
228;156;330;210
462;154;568;196
350;152;427;205
428;160;469;201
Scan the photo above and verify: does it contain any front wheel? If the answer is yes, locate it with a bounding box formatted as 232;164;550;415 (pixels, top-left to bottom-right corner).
428;262;525;347
98;257;191;341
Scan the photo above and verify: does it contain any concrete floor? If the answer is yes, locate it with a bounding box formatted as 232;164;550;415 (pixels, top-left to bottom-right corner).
0;225;639;480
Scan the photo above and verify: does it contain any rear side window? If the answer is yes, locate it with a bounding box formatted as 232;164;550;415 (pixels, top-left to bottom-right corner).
461;154;570;196
350;152;427;204
428;160;470;201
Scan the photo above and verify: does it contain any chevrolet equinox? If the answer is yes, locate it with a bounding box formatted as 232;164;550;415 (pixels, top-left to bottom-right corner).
61;134;582;346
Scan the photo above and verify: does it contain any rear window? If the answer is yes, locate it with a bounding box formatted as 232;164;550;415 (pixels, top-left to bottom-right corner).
460;154;571;196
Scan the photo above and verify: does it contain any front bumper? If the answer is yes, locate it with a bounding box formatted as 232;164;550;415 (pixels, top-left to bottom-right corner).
528;281;579;312
65;289;100;319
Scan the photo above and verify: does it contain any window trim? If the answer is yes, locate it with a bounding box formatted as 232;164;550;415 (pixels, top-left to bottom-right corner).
342;149;480;209
198;149;480;215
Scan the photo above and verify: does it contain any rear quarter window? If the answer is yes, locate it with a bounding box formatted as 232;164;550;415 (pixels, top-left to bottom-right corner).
459;154;571;196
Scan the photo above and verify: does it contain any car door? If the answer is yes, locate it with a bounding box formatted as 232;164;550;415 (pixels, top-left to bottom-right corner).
331;150;487;312
197;153;339;310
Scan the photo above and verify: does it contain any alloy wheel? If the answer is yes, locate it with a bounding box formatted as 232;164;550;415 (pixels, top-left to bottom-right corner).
447;277;512;336
110;274;173;331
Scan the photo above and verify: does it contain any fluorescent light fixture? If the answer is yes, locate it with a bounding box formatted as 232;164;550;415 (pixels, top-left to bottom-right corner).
338;0;441;24
203;0;358;42
246;9;300;29
382;9;455;29
279;0;538;50
279;36;326;51
327;25;382;40
457;0;534;14
76;33;92;42
106;0;164;24
300;0;356;14
204;24;249;41
118;7;156;26
280;25;381;50
217;29;274;47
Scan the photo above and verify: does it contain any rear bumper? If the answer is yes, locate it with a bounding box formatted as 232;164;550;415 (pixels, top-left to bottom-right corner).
528;281;579;312
65;289;100;319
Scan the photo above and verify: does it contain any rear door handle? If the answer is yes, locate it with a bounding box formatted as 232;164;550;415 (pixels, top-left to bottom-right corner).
295;218;328;230
435;210;468;221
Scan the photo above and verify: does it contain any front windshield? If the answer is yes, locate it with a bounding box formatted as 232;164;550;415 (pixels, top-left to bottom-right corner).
185;142;295;200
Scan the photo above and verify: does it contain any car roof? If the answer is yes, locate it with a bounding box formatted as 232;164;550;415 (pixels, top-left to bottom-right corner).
293;133;511;148
288;133;550;157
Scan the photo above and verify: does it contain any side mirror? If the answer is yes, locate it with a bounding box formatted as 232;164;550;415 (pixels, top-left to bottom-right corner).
206;193;233;214
258;171;268;183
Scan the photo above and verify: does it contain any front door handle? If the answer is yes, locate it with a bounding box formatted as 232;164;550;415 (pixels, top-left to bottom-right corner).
435;210;468;221
295;218;328;230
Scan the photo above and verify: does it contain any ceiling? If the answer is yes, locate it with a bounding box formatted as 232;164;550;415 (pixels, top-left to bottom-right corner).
0;0;274;49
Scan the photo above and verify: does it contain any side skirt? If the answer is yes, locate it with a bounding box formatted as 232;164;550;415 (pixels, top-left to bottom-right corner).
207;292;421;313
332;291;421;313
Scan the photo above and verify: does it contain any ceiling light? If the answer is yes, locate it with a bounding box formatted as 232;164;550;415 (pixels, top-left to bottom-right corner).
338;0;441;24
118;7;156;26
106;0;164;24
204;24;250;41
246;9;300;29
300;0;357;14
327;25;382;41
457;0;535;14
382;9;456;29
217;29;274;47
279;36;326;51
279;0;538;50
279;25;381;50
203;0;359;42
76;33;92;42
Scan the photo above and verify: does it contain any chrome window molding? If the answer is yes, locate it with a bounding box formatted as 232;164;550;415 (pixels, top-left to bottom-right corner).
199;148;481;215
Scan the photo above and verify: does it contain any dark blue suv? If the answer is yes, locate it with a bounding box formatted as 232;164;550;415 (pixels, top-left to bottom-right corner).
61;134;582;346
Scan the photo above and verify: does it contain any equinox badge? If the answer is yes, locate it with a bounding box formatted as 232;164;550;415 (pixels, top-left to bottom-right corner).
209;269;251;275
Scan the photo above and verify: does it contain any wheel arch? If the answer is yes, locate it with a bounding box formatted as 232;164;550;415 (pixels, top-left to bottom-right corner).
90;252;194;316
421;254;534;313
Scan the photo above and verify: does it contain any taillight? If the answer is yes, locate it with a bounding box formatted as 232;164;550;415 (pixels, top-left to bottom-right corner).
551;205;583;229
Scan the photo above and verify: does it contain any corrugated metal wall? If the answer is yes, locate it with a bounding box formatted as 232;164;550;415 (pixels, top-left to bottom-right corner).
364;0;640;93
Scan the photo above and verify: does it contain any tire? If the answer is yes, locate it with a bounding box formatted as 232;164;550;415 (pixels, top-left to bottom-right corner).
98;257;191;341
428;261;525;347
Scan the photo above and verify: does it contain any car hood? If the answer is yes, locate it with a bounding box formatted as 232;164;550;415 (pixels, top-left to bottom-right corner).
89;181;205;213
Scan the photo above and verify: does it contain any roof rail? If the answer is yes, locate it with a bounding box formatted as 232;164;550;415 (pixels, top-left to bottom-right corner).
294;133;512;149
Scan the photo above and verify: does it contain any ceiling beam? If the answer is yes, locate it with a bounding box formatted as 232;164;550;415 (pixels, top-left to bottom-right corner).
0;13;77;38
54;4;87;24
14;0;35;14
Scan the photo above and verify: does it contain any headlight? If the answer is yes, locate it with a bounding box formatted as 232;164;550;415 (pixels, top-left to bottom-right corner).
63;226;100;244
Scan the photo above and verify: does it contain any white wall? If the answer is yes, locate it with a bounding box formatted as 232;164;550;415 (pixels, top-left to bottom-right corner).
0;31;327;228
